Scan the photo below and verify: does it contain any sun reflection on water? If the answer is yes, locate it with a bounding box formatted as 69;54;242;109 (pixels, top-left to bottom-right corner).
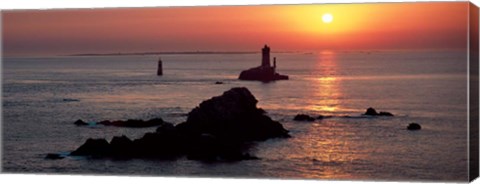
298;51;367;179
306;51;342;113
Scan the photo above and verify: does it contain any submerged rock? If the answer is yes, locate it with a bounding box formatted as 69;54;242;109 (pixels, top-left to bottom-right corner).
74;118;167;128
293;114;315;122
100;118;166;127
363;107;394;116
378;112;394;116
407;123;421;131
63;98;80;102
74;119;88;126
45;153;65;160
316;115;333;119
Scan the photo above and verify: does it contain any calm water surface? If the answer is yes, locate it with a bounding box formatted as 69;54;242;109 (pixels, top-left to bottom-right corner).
2;50;469;181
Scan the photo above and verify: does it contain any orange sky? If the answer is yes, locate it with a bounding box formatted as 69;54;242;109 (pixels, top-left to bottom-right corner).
2;2;469;56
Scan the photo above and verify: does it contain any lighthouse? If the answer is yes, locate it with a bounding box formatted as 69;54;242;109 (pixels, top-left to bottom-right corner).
261;45;271;67
238;44;288;82
157;58;163;76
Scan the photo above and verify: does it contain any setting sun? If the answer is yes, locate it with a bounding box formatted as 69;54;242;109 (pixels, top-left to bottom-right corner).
322;13;333;23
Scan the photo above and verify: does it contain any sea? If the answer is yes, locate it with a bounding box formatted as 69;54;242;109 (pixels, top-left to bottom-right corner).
1;50;470;181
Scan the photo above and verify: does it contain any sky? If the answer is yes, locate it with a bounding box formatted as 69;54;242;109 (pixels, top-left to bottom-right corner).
2;2;469;57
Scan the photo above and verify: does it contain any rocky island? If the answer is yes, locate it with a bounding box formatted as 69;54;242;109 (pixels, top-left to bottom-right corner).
238;45;289;82
58;87;290;161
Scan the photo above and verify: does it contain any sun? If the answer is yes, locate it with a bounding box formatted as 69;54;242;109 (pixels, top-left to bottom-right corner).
322;13;333;23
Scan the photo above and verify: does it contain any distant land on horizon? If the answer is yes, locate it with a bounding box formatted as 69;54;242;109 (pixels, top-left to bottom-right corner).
67;51;313;57
1;48;462;58
65;48;464;57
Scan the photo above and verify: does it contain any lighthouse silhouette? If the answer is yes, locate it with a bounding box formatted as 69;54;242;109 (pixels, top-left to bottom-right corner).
238;44;288;82
261;45;271;68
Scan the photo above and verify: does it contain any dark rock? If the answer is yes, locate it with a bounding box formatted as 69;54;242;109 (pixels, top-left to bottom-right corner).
101;119;137;127
45;153;64;160
293;114;315;122
74;119;88;126
70;138;111;156
214;81;224;84
379;111;394;116
132;132;184;159
63;98;80;102
97;120;111;125
145;118;167;127
179;87;287;161
185;133;253;161
407;123;421;130
239;66;289;82
68;87;289;161
110;135;133;147
96;118;166;128
155;122;176;134
176;87;290;141
109;135;134;157
186;134;222;161
364;107;378;116
316;115;332;119
135;123;184;159
364;107;394;116
241;153;260;160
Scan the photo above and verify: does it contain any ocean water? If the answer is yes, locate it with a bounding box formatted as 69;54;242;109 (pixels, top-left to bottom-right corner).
2;50;469;181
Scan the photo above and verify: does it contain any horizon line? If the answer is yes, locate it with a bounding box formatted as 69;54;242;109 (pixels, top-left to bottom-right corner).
58;47;472;57
2;48;467;58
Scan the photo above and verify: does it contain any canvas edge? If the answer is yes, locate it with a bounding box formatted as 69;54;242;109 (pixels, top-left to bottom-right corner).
469;1;480;182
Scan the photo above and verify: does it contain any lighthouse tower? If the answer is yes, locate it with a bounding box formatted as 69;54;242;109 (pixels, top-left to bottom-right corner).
261;45;271;67
157;57;163;76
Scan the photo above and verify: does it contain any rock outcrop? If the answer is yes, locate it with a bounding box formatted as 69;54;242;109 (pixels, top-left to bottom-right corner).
293;114;315;122
70;138;111;156
68;87;290;161
363;107;394;116
74;119;88;126
239;66;288;82
316;115;332;119
407;123;421;130
74;118;167;128
176;87;290;141
110;135;134;157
